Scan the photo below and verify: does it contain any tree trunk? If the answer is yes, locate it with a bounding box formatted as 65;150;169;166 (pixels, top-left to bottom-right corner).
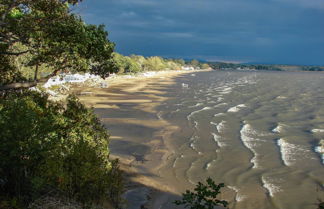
34;64;39;81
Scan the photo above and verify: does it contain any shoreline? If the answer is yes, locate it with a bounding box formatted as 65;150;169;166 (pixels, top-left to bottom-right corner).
74;70;211;208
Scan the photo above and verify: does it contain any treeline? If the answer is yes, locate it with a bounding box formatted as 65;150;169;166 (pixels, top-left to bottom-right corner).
112;53;211;74
209;62;283;71
209;62;324;72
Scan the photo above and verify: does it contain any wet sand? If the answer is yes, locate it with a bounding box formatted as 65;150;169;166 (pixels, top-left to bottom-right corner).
74;70;203;208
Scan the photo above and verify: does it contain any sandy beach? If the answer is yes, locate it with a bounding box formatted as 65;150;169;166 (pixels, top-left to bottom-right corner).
74;70;200;208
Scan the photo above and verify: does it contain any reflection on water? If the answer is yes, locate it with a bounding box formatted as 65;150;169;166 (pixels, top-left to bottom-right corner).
158;71;324;209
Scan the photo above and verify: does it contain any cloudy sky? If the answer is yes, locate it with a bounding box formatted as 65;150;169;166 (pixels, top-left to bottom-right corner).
77;0;324;65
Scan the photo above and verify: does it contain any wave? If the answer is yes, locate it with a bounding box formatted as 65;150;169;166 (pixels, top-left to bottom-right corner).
214;103;227;108
227;186;248;202
261;176;282;197
188;103;204;108
217;97;224;102
240;123;266;168
194;121;198;129
214;113;225;117
211;133;227;148
210;120;226;133
314;140;324;164
171;108;181;114
187;107;212;120
276;95;287;99
272;123;286;133
205;160;217;170
276;138;313;166
227;104;247;113
218;87;233;95
217;120;227;133
173;154;185;168
311;129;324;133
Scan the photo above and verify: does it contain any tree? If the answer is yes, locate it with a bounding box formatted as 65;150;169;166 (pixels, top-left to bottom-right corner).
173;59;185;66
0;0;117;90
0;91;123;208
143;56;166;71
174;178;229;209
0;1;123;208
190;59;199;68
200;63;210;69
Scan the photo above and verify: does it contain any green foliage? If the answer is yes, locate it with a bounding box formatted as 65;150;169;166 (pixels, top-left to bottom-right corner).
200;63;210;69
0;0;117;85
190;59;199;68
113;53;141;74
112;54;215;73
173;59;186;66
174;178;228;209
319;202;324;209
0;91;123;208
143;56;166;71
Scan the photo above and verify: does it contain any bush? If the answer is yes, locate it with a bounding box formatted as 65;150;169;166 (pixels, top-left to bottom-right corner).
0;91;123;208
174;178;228;209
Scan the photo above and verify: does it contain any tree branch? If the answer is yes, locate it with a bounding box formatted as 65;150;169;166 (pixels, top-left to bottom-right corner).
0;50;30;56
0;68;61;91
0;81;37;91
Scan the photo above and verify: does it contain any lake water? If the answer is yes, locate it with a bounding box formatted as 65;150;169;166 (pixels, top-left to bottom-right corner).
157;71;324;209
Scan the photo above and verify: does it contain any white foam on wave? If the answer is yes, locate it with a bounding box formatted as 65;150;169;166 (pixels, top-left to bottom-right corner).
188;103;204;108
171;108;181;113
227;104;247;113
272;123;285;133
211;133;227;148
236;75;257;85
187;107;212;120
210;121;217;126
214;113;225;117
227;186;248;202
189;136;200;153
217;97;224;102
311;129;324;133
315;140;324;164
276;95;287;99
190;141;197;151
205;160;217;170
261;176;282;197
240;124;266;168
276;138;312;166
218;87;233;95
314;146;324;164
194;121;198;129
214;103;228;108
216;120;227;133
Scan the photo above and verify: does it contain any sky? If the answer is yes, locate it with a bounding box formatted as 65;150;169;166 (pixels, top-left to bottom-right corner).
77;0;324;65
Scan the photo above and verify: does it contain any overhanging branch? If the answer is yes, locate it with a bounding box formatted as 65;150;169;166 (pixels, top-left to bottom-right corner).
0;69;61;91
0;81;37;91
1;50;30;56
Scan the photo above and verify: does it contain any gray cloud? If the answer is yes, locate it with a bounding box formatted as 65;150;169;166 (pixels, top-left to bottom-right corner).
78;0;324;65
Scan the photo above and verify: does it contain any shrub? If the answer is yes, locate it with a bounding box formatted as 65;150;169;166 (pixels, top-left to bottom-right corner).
174;178;228;209
0;91;123;208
